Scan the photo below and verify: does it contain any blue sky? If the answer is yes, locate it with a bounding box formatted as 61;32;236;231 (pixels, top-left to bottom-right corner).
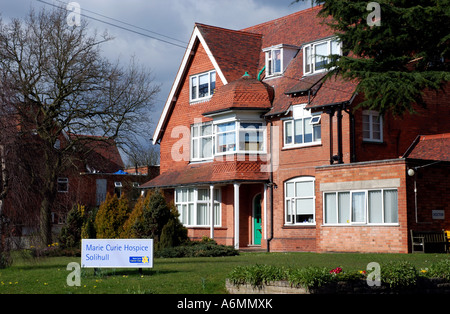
1;0;313;156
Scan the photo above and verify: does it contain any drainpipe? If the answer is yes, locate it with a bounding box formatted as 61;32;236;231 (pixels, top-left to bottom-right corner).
257;66;266;81
265;119;274;252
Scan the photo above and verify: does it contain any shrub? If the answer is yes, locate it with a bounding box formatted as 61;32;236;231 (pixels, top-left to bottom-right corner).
59;204;85;248
95;193;130;239
288;267;332;290
155;238;238;258
380;261;418;290
228;264;286;288
132;189;170;242
157;204;189;251
425;259;450;280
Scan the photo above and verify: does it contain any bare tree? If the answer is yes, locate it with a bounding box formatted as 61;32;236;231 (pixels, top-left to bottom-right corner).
0;6;160;246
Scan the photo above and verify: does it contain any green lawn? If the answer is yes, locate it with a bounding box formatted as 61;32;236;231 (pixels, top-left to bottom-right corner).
0;251;448;294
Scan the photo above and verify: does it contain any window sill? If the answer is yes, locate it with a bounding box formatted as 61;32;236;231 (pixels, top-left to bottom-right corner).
321;223;399;227
190;97;212;105
362;140;384;144
283;223;316;228
282;142;322;150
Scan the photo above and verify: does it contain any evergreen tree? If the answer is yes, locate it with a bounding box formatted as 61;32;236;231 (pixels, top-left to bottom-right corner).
95;193;130;239
295;0;450;115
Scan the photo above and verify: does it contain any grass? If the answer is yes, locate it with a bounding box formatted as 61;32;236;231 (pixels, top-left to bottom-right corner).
0;251;448;294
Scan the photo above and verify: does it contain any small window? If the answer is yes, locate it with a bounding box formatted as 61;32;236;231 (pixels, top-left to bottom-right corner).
191;122;213;161
114;181;122;198
57;177;69;193
362;110;383;142
266;49;282;77
190;70;216;102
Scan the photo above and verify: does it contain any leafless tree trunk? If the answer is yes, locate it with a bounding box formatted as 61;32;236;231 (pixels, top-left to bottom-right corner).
0;6;160;246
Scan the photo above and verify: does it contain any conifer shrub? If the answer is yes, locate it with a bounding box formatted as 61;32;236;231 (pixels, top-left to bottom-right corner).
95;193;130;239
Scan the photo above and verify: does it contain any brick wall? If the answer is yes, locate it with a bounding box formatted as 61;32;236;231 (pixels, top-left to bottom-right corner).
159;41;223;174
315;159;409;253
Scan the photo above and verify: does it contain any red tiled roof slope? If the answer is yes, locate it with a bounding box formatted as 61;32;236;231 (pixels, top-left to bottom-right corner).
404;133;450;162
205;74;273;114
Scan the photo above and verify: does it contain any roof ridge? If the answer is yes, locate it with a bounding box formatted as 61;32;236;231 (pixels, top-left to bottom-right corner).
195;23;262;38
240;5;322;32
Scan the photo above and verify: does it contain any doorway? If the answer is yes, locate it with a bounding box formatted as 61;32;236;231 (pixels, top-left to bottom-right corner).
253;193;262;245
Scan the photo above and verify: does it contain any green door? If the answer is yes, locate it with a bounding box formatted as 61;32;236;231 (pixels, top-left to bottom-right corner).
253;194;262;245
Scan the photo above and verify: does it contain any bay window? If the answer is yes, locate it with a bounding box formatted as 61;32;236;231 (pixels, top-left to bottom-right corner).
175;187;221;227
191;122;213;161
324;189;398;225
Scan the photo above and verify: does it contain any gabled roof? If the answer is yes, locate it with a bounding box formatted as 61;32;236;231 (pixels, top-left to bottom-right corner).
403;133;450;162
152;24;262;143
152;5;359;142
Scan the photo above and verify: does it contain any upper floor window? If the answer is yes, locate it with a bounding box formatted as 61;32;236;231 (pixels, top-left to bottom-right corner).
284;104;321;148
266;49;282;77
191;122;213;161
190;70;216;102
303;38;341;75
263;44;300;78
57;177;69;193
190;120;265;161
362;110;383;142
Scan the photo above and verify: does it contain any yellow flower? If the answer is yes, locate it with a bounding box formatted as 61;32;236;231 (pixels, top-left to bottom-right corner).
421;269;428;273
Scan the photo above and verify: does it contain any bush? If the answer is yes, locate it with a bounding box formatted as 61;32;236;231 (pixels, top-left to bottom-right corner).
132;190;170;242
59;204;85;249
424;259;450;280
380;261;418;290
155;238;238;258
288;267;332;290
95;193;130;239
228;264;286;288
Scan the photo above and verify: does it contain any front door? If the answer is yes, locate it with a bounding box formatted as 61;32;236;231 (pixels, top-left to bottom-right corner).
253;194;262;245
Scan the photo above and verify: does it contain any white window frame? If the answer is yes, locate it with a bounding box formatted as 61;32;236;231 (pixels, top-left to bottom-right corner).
265;48;283;77
57;177;69;193
323;188;399;225
303;38;341;75
362;110;383;142
284;176;316;225
283;105;322;148
190;70;216;103
175;187;221;227
214;120;266;156
191;122;214;161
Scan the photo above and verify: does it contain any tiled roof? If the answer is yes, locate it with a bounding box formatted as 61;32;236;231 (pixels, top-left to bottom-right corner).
141;160;269;188
196;23;262;83
204;74;273;115
403;133;450;162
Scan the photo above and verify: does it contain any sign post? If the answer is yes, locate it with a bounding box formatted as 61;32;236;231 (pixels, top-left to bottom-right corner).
81;239;153;269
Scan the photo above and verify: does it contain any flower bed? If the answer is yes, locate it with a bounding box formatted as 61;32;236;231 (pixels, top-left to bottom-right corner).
226;260;450;294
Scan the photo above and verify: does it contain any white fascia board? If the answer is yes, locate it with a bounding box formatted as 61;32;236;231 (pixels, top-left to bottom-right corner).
152;26;228;143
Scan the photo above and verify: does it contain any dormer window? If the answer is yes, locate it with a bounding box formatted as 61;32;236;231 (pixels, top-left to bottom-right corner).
303;37;341;75
190;70;216;102
263;44;300;78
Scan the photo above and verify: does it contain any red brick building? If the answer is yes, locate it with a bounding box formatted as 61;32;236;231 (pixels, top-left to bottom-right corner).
142;6;450;253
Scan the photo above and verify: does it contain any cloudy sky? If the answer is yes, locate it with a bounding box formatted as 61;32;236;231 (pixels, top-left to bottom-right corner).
1;0;312;153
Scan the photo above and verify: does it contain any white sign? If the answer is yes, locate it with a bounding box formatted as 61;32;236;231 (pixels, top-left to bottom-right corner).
81;239;153;268
432;210;445;220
